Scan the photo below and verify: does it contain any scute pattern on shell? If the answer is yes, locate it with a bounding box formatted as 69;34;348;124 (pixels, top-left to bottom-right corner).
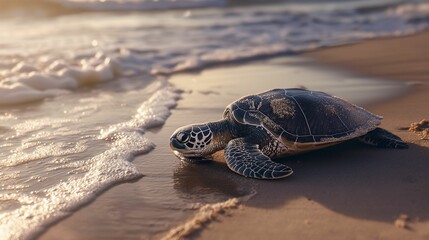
226;88;382;144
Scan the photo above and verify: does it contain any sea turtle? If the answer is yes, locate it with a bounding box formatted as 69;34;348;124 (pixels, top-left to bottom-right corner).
170;88;408;179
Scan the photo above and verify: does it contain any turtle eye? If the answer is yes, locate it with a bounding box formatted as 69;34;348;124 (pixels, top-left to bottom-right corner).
176;132;190;143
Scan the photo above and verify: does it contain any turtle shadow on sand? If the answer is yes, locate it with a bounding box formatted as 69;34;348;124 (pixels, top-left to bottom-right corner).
172;141;429;223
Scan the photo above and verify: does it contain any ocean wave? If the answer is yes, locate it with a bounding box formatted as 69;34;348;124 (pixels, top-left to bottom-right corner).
1;1;429;105
0;81;182;240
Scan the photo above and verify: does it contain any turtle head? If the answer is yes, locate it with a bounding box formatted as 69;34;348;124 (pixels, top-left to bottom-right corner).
170;123;217;162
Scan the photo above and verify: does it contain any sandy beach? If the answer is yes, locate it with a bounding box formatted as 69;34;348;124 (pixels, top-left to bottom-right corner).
38;30;429;240
196;33;429;240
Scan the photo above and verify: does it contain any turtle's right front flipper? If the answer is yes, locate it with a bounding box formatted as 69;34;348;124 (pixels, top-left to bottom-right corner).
224;138;293;179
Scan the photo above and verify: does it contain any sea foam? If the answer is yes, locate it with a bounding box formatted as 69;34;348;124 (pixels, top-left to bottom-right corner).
0;54;121;105
0;82;181;240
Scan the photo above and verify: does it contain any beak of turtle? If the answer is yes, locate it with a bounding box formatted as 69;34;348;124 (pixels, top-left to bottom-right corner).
170;137;186;150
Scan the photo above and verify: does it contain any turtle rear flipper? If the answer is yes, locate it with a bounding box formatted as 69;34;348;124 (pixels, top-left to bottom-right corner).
358;128;408;149
224;138;293;179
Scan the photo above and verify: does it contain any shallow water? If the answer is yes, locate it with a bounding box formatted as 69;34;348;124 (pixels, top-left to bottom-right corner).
0;0;427;239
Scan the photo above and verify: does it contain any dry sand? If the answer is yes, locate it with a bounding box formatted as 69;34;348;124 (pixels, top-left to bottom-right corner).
40;32;429;240
196;33;429;240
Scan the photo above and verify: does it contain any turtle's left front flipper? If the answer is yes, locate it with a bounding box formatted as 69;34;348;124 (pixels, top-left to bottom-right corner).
224;138;293;179
358;127;408;149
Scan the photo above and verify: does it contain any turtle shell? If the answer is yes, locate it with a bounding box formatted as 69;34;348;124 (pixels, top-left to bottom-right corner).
225;88;382;144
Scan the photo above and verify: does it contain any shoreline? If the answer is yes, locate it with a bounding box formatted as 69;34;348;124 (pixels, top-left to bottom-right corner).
39;31;429;240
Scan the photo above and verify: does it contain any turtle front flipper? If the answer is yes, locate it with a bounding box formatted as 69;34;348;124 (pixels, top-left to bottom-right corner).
358;128;408;149
224;138;293;179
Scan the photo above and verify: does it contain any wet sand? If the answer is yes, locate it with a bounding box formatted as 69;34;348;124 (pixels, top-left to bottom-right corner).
197;33;429;239
40;32;429;240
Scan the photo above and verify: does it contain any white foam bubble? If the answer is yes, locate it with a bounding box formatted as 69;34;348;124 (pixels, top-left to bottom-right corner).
0;83;60;106
11;62;39;73
46;60;68;72
13;72;78;90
